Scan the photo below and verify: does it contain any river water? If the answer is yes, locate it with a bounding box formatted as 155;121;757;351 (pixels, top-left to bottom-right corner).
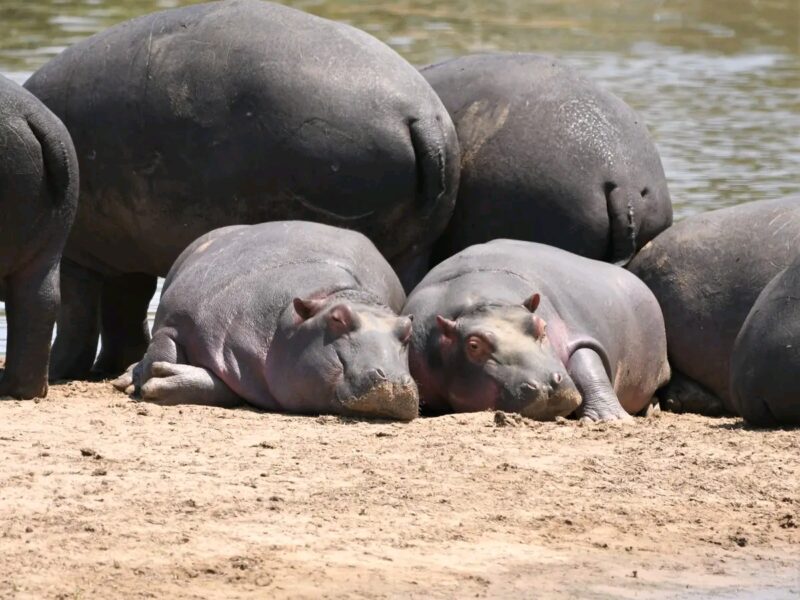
1;0;798;354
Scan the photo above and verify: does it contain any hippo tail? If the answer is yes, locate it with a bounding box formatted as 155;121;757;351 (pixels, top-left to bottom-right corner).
409;116;459;217
26;110;79;213
605;184;640;266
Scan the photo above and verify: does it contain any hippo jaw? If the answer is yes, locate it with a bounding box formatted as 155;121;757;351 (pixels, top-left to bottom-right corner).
515;379;582;420
336;377;419;421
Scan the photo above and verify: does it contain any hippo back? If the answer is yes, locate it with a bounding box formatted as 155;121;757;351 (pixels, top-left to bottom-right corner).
629;197;800;410
422;53;672;265
25;0;458;278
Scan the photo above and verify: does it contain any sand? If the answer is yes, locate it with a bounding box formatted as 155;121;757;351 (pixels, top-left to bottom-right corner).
0;378;798;599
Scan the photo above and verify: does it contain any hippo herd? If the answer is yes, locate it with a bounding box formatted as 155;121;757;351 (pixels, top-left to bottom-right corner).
0;0;797;427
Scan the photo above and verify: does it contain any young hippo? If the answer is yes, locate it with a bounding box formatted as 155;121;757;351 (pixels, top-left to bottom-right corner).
403;240;670;421
113;222;418;420
0;74;78;399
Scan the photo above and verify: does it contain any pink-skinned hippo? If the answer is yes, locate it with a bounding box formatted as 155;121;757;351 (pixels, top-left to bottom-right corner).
402;239;670;421
112;221;418;421
628;197;800;417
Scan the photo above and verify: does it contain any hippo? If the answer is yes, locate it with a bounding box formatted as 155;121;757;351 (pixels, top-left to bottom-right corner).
112;221;418;420
420;53;672;268
628;197;800;416
730;255;800;427
0;74;78;399
403;239;670;421
24;0;459;381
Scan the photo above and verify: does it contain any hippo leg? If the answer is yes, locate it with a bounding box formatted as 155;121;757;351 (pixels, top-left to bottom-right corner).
656;370;726;416
49;259;103;381
568;348;632;422
0;259;59;399
93;273;157;377
141;362;241;407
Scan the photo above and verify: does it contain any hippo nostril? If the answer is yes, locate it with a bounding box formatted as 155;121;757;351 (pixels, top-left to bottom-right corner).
551;372;563;386
370;368;387;381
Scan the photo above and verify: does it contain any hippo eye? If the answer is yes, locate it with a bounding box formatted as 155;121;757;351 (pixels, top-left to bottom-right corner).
465;335;492;363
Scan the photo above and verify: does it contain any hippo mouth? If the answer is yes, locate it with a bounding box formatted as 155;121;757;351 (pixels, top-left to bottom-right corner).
518;387;582;421
336;379;420;422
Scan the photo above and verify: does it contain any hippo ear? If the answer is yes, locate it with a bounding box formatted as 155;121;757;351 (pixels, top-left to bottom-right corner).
523;293;541;313
531;315;547;340
397;316;413;344
435;315;458;339
293;297;327;321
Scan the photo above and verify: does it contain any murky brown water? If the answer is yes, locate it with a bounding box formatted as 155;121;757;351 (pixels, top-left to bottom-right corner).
1;0;798;351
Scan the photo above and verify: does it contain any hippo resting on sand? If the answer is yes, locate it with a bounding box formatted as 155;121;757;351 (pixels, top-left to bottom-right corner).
421;53;672;268
0;74;78;399
25;0;459;381
628;197;800;417
112;222;418;421
403;240;670;422
731;254;800;427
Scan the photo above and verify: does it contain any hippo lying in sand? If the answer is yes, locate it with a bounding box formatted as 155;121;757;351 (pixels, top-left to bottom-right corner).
421;53;673;268
628;197;800;417
113;222;418;421
0;74;78;399
403;240;670;421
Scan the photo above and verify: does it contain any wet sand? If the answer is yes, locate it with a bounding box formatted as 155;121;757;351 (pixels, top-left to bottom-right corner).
0;378;798;598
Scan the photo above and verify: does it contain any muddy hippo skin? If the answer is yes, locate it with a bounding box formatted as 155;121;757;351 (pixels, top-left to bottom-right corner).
0;74;78;399
403;240;670;421
730;255;800;427
25;0;459;381
420;53;672;268
112;222;418;420
628;197;800;416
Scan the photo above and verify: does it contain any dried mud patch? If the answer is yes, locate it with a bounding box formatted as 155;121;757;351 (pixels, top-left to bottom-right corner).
0;381;798;598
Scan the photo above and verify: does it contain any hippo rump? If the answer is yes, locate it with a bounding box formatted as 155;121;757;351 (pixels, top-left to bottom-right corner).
25;0;459;381
730;255;800;427
403;239;670;421
112;221;418;420
628;197;800;416
420;53;672;268
0;74;78;399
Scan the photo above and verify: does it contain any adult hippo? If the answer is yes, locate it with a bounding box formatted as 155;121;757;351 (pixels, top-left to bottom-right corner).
421;53;672;268
0;74;78;399
403;240;670;421
112;221;418;420
730;255;800;427
628;197;800;416
25;0;459;381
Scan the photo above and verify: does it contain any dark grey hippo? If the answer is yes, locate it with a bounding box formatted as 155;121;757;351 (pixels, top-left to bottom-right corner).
730;255;800;427
112;221;418;420
24;0;459;381
628;197;800;416
420;53;672;268
403;239;670;421
0;74;78;399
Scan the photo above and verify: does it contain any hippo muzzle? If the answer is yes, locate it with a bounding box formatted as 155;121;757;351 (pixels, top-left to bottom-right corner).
335;372;419;421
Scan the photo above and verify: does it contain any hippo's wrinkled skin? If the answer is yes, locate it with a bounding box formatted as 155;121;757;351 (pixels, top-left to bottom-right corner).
420;53;672;268
0;74;78;399
403;240;670;421
112;222;418;420
628;197;800;416
25;0;459;381
730;255;800;427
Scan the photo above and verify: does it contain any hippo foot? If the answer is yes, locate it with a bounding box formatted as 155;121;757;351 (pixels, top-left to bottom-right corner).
658;372;726;416
0;371;48;400
577;401;633;423
139;362;241;407
110;363;138;396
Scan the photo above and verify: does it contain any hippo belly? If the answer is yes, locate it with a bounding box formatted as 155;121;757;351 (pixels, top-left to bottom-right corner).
0;74;78;399
24;0;459;381
628;196;800;415
421;53;672;268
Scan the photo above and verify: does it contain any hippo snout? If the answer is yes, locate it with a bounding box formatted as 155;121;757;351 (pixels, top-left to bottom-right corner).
515;372;582;421
338;375;419;422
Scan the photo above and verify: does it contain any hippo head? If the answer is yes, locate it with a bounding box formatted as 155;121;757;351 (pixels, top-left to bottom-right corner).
269;296;418;421
429;294;581;420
